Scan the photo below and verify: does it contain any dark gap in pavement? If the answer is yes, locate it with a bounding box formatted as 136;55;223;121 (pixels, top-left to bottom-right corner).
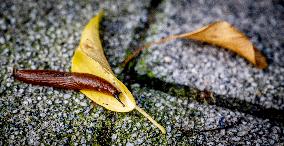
119;0;163;78
126;0;162;52
97;0;164;142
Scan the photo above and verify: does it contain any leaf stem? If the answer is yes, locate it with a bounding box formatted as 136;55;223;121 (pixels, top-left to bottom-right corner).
135;105;166;134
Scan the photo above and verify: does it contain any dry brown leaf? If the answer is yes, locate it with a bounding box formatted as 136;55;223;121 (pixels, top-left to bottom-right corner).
122;21;267;69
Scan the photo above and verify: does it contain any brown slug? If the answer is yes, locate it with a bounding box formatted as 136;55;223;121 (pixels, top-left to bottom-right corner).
13;69;124;106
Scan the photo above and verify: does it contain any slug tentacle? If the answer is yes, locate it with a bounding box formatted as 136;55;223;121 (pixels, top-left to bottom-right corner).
114;92;124;107
13;69;124;105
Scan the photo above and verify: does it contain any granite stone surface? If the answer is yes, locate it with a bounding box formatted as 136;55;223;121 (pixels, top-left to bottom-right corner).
1;0;283;145
136;0;284;110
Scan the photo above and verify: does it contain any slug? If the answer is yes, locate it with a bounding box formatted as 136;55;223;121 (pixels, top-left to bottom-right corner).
13;69;124;106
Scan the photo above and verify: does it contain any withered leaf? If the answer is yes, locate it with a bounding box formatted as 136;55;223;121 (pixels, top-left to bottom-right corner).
123;21;267;69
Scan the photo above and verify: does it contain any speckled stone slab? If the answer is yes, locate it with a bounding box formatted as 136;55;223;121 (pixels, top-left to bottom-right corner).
127;87;283;145
136;0;284;110
0;0;151;145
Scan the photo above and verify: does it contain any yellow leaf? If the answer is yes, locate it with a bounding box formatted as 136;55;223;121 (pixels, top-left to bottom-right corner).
122;21;267;69
71;11;165;134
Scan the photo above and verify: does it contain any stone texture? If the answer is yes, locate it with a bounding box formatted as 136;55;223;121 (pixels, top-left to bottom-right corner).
136;0;284;110
1;0;283;145
0;0;151;145
128;87;283;145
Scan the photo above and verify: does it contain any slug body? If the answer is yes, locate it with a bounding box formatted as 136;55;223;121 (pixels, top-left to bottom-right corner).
13;69;123;105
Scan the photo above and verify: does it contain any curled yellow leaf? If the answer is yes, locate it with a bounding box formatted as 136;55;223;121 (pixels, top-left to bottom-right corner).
123;21;267;69
71;11;165;134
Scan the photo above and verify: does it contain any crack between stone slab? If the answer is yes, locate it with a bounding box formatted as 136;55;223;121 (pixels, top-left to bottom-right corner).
127;0;162;52
118;0;162;77
97;0;164;142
